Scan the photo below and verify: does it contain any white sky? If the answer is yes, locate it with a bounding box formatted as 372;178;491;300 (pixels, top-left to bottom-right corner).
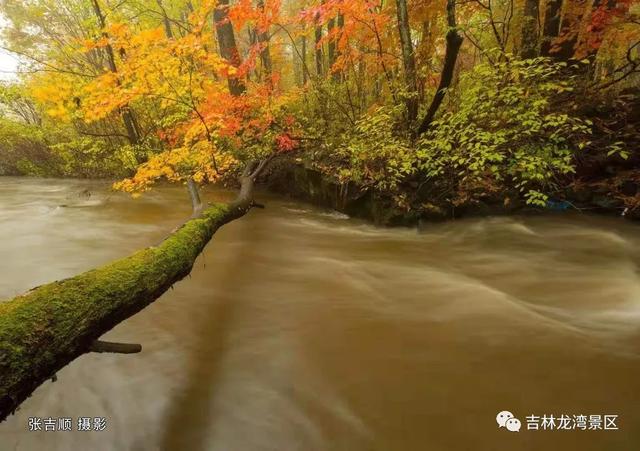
0;48;19;80
0;15;18;81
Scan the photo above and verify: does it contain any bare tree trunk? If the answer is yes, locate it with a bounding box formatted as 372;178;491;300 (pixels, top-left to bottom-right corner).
247;28;258;82
417;20;433;99
332;11;345;81
395;0;419;125
156;0;174;39
540;0;563;56
256;0;273;80
417;0;463;136
327;17;336;73
521;0;540;58
315;13;323;77
302;34;308;84
214;0;246;96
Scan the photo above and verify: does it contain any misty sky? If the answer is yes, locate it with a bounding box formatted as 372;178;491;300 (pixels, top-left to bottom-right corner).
0;48;18;80
0;14;18;80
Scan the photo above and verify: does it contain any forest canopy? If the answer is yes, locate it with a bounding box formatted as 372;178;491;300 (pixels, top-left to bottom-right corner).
0;0;638;218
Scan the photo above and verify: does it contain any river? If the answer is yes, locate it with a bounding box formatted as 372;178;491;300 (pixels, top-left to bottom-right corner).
1;177;639;450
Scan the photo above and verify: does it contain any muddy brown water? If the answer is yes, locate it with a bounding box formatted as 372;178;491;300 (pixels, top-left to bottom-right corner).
1;177;640;451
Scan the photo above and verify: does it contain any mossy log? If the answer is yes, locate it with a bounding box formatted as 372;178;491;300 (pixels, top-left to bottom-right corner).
0;201;251;421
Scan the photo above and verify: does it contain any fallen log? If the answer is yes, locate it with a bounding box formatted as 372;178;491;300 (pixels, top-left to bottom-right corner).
0;160;267;422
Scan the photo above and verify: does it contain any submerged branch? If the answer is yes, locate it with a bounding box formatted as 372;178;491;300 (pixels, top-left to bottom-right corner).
187;178;203;216
90;340;142;354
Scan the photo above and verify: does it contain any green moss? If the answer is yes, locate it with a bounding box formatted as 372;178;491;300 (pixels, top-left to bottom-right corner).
0;203;233;411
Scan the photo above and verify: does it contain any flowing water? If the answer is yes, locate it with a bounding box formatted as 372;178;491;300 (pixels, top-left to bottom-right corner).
1;177;640;451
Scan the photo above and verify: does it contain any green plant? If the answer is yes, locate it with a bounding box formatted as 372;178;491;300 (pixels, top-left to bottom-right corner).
417;58;593;206
329;104;415;191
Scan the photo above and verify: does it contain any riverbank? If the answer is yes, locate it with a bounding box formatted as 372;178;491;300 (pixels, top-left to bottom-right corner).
263;159;637;226
2;166;636;228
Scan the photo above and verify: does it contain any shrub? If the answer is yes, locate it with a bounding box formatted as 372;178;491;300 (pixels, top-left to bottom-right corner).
417;58;593;206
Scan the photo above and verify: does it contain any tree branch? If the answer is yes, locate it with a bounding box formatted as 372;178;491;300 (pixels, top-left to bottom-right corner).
417;0;463;136
187;178;203;216
90;341;142;354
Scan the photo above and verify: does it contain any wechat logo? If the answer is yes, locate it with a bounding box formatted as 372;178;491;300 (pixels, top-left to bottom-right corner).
497;411;521;432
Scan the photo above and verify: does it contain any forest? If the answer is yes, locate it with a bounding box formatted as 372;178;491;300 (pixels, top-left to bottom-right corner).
0;0;637;220
1;0;640;441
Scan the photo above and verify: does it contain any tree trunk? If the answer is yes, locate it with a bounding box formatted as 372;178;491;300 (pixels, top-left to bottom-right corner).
214;0;246;96
315;13;323;77
417;0;463;136
553;0;589;60
540;0;564;56
156;0;174;39
395;0;418;125
256;0;273;81
327;17;336;73
302;34;308;85
521;0;540;58
121;108;141;145
90;0;141;145
333;12;344;81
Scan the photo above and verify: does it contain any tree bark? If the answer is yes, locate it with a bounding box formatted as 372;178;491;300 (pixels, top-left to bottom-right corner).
327;17;336;73
187;178;203;215
214;0;246;96
540;0;564;56
156;0;174;39
0;165;268;422
256;0;273;81
521;0;540;58
333;12;344;81
417;0;463;136
302;34;308;85
314;13;324;77
553;0;589;60
395;0;419;125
